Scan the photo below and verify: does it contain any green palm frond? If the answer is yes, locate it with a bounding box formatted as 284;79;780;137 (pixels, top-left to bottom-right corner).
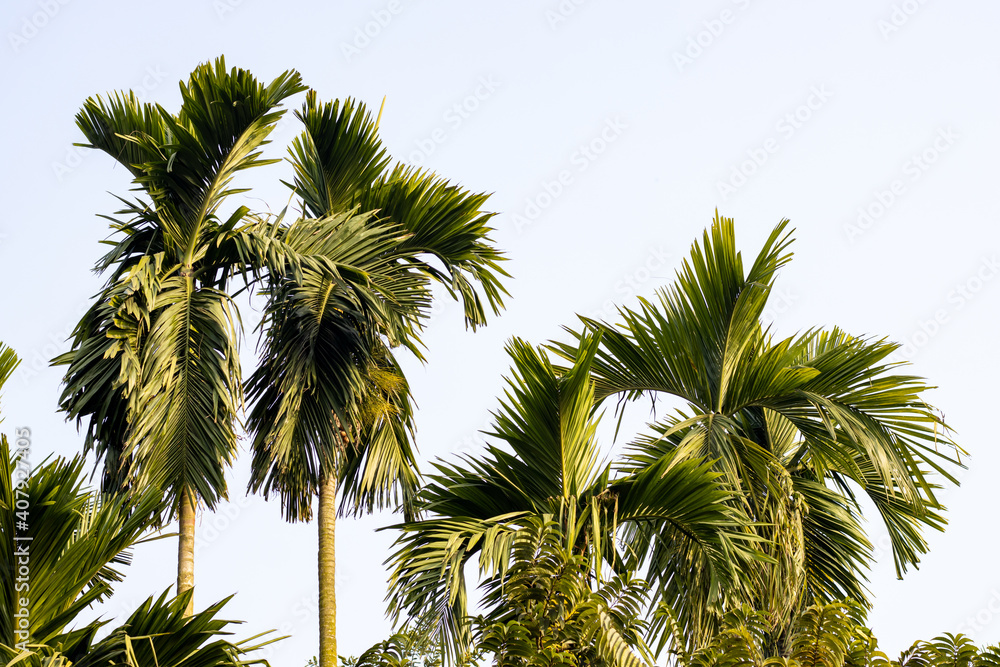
489;335;605;501
666;605;766;667
247;92;510;527
59;57;307;520
923;634;979;667
2;591;277;667
336;346;420;520
976;645;1000;667
552;214;793;410
117;590;280;667
245;212;427;522
345;623;446;667
74;91;165;179
1;394;274;666
52;250;160;496
357;164;509;329
289;92;392;217
0;437;165;648
612;450;761;649
790;474;871;605
787;602;856;667
288;93;509;332
386;335;751;659
551;212;961;639
126;277;242;512
77;57;304;261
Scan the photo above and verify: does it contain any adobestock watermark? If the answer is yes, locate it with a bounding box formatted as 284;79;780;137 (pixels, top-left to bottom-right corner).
406;76;501;166
449;418;493;459
671;0;755;72
267;111;296;144
716;85;833;202
256;589;319;661
12;427;33;651
510;116;628;235
213;0;249;19
954;588;1000;637
52;66;169;182
340;0;405;62
193;495;255;556
759;288;797;326
581;247;673;322
843;127;959;243
876;0;929;40
890;254;998;362
255;560;355;662
545;0;592;29
8;0;71;54
17;300;90;385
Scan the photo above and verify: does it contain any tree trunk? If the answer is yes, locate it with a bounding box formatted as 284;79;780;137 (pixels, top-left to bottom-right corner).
318;474;337;667
177;486;196;617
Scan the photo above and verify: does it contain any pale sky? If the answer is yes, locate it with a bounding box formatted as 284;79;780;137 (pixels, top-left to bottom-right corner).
3;0;1000;663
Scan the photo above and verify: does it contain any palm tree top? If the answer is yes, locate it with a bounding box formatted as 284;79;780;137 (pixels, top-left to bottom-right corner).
550;212;962;636
75;56;306;269
386;333;756;658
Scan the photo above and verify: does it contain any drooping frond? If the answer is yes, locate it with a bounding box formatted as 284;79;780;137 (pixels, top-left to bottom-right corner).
386;335;751;660
60;57;307;517
125;277;242;512
0;435;165;649
245;211;426;522
288;94;509;332
549;213;961;639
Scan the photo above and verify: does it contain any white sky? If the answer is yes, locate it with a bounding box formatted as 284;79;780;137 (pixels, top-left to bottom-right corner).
2;0;1000;663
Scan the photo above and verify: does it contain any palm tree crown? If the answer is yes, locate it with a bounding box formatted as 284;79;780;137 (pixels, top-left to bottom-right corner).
387;334;756;659
55;57;307;611
552;213;962;645
242;92;511;667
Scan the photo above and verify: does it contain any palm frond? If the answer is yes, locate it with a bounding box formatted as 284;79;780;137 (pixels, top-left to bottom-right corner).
0;435;164;648
549;212;962;636
126;277;241;512
289;95;508;332
386;334;753;659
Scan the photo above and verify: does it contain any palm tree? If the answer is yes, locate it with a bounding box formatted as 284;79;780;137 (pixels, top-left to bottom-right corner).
245;93;510;667
1;344;276;666
386;334;757;661
55;57;307;614
551;213;962;647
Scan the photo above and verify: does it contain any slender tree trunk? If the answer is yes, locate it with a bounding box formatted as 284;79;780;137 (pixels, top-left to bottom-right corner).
177;486;196;617
318;474;337;667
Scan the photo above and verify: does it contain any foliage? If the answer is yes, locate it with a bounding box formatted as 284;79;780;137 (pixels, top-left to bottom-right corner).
474;518;652;667
552;212;963;645
245;90;510;523
39;55;989;667
56;55;510;666
667;599;1000;667
0;343;277;666
889;634;1000;667
339;623;446;667
55;56;307;518
386;333;755;660
242;85;510;667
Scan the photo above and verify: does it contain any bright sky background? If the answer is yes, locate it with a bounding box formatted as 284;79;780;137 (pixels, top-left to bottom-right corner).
2;0;1000;663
